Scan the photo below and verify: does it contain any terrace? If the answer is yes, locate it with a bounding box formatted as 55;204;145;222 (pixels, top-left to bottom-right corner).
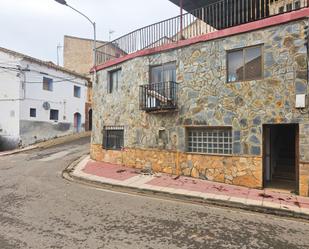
96;0;309;66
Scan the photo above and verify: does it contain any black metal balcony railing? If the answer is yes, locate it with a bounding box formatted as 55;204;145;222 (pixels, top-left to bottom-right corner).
96;0;308;65
139;82;178;112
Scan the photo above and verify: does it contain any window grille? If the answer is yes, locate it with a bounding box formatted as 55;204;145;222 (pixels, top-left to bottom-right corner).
103;126;124;150
187;127;232;155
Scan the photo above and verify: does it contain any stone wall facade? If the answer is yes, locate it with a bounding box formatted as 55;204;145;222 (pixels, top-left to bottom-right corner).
92;19;309;196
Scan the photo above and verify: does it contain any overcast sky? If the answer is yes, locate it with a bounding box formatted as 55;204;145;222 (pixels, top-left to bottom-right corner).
0;0;179;65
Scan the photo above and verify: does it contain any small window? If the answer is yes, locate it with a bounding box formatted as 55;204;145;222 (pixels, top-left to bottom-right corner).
108;69;121;93
187;127;232;155
30;108;36;117
103;126;124;150
50;109;59;121
227;45;262;82
43;77;53;91
74;85;81;98
294;1;300;9
286;3;293;11
279;6;285;13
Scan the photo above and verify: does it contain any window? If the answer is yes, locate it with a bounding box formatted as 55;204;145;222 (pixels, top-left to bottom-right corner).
103;126;124;150
187;127;232;155
30;108;36;117
150;62;176;84
43;77;53;91
294;1;300;9
50;109;59;121
227;45;262;82
108;69;121;93
279;6;285;13
286;3;293;11
74;85;81;98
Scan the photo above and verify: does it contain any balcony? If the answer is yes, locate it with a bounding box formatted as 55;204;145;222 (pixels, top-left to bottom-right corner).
96;0;308;66
139;82;178;112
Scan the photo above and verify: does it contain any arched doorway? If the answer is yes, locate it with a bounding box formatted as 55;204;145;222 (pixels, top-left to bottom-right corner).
74;112;82;132
88;109;92;131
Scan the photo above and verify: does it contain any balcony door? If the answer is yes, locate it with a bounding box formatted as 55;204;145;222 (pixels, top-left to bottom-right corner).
150;62;176;84
149;62;176;109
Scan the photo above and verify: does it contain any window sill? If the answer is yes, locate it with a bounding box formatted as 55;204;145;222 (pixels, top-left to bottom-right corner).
185;151;233;157
102;147;123;151
227;77;264;84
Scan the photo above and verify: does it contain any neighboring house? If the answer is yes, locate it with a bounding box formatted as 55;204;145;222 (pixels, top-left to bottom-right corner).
0;47;89;151
269;0;306;15
63;35;126;131
91;0;309;196
63;35;104;131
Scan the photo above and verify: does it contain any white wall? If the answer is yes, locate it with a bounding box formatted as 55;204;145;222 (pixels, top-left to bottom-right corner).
0;51;21;149
18;59;87;145
19;60;86;123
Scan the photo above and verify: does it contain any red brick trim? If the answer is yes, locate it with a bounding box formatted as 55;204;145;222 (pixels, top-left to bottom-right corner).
94;8;309;72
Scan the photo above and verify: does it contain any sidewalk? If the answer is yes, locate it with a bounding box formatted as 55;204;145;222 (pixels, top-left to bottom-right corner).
68;156;309;219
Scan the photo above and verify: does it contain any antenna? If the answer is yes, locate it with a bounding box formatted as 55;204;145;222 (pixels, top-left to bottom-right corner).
109;30;115;41
57;43;63;66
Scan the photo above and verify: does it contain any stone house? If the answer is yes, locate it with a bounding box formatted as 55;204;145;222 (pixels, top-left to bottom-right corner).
91;0;309;196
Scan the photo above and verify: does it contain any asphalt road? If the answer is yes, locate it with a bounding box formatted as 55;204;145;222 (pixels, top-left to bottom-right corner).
0;137;309;249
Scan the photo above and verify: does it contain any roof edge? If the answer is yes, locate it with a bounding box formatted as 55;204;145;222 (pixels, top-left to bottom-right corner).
0;46;90;81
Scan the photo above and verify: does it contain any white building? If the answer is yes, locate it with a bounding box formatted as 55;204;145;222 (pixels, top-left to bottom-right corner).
0;47;89;151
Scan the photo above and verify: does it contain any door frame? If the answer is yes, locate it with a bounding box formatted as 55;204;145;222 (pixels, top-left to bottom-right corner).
262;123;299;192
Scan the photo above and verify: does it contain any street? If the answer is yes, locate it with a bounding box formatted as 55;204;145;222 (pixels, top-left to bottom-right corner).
0;137;308;249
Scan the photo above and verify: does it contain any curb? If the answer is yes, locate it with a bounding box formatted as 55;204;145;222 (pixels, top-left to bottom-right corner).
0;132;91;157
62;157;309;221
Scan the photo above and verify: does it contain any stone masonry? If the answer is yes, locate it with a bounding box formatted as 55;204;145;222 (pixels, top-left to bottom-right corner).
92;18;309;196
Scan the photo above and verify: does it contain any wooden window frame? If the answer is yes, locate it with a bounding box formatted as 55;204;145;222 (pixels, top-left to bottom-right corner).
226;45;263;83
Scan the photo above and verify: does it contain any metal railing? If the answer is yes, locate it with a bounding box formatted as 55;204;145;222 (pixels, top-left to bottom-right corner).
139;81;178;112
97;0;308;65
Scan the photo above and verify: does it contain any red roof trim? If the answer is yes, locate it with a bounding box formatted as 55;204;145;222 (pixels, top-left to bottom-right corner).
93;8;309;72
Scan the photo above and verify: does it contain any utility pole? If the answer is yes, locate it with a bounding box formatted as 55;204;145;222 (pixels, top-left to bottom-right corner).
54;0;97;82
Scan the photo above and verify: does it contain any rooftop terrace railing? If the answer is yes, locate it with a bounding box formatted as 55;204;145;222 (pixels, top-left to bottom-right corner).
96;0;308;66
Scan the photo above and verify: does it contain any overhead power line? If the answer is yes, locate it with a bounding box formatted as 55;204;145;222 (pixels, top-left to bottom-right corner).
0;65;84;84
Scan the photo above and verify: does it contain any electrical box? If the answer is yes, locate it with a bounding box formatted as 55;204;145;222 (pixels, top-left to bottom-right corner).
295;94;306;108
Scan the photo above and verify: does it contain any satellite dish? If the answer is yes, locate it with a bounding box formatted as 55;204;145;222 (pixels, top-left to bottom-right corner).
43;102;50;110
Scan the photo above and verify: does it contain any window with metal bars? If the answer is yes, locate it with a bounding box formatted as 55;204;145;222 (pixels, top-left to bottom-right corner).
187;127;232;155
103;126;124;150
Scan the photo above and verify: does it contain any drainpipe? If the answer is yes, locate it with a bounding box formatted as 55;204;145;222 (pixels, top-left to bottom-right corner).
180;0;184;40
